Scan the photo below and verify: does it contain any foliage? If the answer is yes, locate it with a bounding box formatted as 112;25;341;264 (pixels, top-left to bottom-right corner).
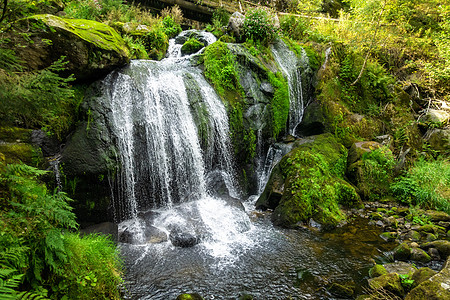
399;274;414;292
391;157;450;213
280;15;310;41
0;163;122;299
242;7;278;45
212;7;230;27
161;15;182;39
0;56;80;140
64;0;125;21
268;72;289;138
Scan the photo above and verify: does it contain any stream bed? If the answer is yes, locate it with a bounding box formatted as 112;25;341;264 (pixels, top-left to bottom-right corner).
120;200;397;300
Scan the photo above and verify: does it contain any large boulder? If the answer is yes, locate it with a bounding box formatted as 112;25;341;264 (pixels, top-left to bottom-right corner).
406;258;450;299
257;133;362;228
6;14;130;81
425;128;450;154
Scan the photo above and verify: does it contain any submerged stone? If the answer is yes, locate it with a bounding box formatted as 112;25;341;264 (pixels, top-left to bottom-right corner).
169;231;200;248
176;293;204;300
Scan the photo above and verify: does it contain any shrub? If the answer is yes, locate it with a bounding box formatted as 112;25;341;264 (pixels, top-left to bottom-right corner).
161;15;182;39
0;163;123;299
242;7;278;45
392;157;450;213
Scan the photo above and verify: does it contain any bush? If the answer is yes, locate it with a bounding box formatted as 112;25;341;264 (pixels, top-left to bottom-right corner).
0;163;123;299
0;56;80;140
392;157;450;213
161;15;182;39
242;7;278;45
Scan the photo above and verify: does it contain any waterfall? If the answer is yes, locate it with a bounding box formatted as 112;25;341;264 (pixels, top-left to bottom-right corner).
97;30;250;249
271;40;310;136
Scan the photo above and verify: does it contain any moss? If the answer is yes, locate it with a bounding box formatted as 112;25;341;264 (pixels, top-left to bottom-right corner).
31;14;129;57
0;143;35;165
268;72;289;139
181;38;204;55
368;273;405;297
0;127;32;143
271;134;361;227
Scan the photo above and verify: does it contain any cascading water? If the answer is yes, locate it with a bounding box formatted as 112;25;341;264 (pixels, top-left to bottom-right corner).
271;41;311;136
93;32;397;299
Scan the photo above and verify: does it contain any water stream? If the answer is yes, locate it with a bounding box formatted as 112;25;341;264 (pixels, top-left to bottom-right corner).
97;32;396;299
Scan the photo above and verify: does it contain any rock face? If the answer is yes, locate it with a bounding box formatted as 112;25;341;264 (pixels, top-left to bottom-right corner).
7;14;130;81
256;133;362;228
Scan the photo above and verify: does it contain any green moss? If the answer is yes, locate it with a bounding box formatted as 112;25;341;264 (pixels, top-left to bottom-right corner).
272;134;361;227
30;14;130;57
181;38;204;55
268;72;289;139
0;143;35;165
0;127;32;143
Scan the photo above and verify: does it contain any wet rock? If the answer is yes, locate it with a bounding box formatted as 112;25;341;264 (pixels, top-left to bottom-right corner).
369;264;388;278
405;280;450;299
255;163;284;210
394;243;411;261
169;231;199;248
176;293;204;300
411;247;431;263
411;267;437;287
406;230;422;242
81;222;118;243
368;273;405;297
295;100;326;137
428;248;441;260
143;226;168;244
30;130;60;157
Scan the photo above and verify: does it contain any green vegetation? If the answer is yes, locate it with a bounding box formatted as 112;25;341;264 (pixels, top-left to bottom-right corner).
392;158;450;213
242;7;278;45
272;134;361;227
0;163;122;299
181;38;204;55
268;72;289;138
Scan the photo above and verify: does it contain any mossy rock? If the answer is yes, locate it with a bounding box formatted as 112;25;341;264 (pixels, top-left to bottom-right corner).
181;38;205;55
368;273;405;297
369;264;388;278
0;127;32;143
380;232;397;242
261;133;361;227
328;282;354;297
411;267;437;287
7;14;130;81
394;242;412;261
421;240;450;258
425;210;450;222
405;280;450;300
176;293;204;300
410;247;431;263
0;143;36;165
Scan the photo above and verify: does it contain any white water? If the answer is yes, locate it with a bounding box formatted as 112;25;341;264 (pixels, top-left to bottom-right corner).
271;41;310;135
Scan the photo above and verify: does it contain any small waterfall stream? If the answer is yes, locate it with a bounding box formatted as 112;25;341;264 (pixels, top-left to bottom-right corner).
93;32;396;299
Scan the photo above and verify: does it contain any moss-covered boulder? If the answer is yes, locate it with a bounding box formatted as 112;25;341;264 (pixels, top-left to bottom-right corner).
0;127;39;165
369;264;388;278
181;38;205;55
368;273;405;297
257;133;362;227
405;281;450;300
411;267;437;287
394;242;412;261
421;240;450;258
7;14;130;81
176;293;204;300
425;128;450;154
410;247;432;263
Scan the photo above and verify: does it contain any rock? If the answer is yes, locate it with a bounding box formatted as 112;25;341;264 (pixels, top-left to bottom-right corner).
370;212;384;221
169;231;199;248
347;141;383;166
410;247;432;263
384;262;417;276
30;130;60;157
428;248;441;260
405;280;450;300
369;264;388;278
406;230;422;242
368;273;405;297
374;134;393;148
260;81;274;96
420;109;450;125
421;240;450;258
426;233;437;242
411;267;437;287
143;226;168;244
181;38;205;55
262;134;361;228
380;232;397;242
394;243;412;261
328;282;354;297
425;128;450;153
228;12;245;39
176;293;204;300
81;222;118;243
7;14;130;81
295;100;326;137
425;210;450;222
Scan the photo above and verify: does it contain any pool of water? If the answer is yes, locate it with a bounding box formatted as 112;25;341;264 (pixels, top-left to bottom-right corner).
120;199;397;300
